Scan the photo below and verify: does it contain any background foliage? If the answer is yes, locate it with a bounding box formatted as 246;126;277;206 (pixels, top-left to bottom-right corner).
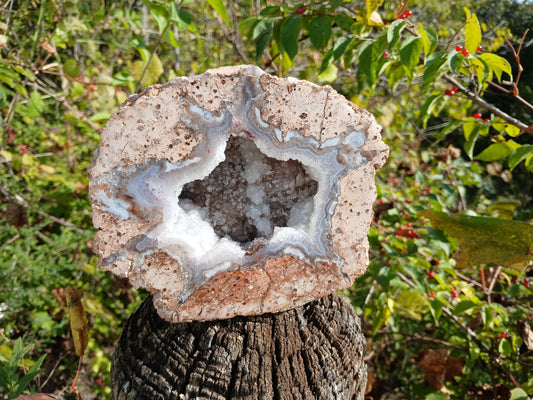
0;0;531;399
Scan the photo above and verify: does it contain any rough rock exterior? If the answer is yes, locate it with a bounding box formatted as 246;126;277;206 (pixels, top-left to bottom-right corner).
89;65;388;322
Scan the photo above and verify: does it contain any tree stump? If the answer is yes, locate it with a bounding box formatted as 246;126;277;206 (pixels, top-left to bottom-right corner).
112;293;366;400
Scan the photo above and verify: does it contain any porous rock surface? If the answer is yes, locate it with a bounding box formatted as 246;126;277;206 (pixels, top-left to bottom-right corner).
89;65;388;322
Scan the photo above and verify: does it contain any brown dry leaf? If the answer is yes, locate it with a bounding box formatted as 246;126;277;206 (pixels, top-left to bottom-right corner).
415;349;463;391
5;203;28;230
6;126;17;145
65;287;88;357
40;39;56;54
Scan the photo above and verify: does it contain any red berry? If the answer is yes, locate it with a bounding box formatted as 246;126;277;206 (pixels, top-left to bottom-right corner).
426;188;431;194
435;260;441;265
384;50;389;57
444;89;453;96
477;45;482;52
500;332;508;339
525;278;530;289
455;45;463;52
295;6;306;14
451;290;458;298
451;87;458;93
403;10;412;17
483;118;489;123
474;112;482;119
427;292;435;298
428;270;436;279
378;199;385;204
461;49;469;56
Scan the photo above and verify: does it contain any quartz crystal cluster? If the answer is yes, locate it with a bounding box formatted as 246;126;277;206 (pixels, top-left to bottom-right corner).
89;65;388;322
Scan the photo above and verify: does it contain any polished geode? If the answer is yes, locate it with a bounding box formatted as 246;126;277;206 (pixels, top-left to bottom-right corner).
88;65;389;322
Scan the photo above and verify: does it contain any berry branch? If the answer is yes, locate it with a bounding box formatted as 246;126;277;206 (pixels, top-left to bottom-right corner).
444;74;532;134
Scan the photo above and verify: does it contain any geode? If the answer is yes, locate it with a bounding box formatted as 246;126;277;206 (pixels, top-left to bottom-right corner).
88;65;388;322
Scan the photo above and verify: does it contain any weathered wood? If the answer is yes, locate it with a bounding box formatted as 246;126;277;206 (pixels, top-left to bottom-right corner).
112;293;366;400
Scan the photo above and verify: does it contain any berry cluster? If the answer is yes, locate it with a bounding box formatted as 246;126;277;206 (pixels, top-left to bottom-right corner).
444;87;458;96
525;277;530;289
451;286;458;298
395;225;420;239
399;10;412;19
455;45;469;56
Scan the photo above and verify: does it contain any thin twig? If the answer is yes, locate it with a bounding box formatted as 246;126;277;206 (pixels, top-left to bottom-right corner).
485;266;501;304
444;74;530;134
504;29;529;96
495;356;521;388
486;81;533;112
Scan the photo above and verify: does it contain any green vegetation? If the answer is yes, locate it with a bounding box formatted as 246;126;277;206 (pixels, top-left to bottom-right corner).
1;0;531;398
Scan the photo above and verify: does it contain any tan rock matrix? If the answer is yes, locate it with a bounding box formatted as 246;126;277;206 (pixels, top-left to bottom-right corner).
89;65;388;322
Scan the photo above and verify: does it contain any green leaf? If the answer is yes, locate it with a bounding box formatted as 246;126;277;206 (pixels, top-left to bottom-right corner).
13;354;45;398
309;16;331;49
475;140;519;162
390;291;428;320
469;55;491;89
480;53;513;82
428;298;445;323
334;36;354;62
469;341;480;361
509;388;529;400
418;211;533;271
147;2;170;33
280;15;301;60
131;53;163;86
399;36;423;68
447;51;462;74
387;19;406;49
498;338;512;356
453;300;477;315
358;40;374;86
423;51;447;90
90;112;111;123
386;62;406;92
317;63;337;83
421;93;441;127
419;23;438;55
0;66;19;87
254;19;274;62
63;58;81;78
0;85;5;107
464;8;482;54
207;0;230;26
170;4;192;29
28;91;45;118
239;16;258;38
425;392;448;400
509;145;533;170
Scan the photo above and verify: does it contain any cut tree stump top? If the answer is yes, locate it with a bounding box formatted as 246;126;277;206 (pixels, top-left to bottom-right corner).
112;293;366;400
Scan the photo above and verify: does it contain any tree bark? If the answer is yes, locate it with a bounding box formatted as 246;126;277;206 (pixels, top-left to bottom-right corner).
112;293;366;400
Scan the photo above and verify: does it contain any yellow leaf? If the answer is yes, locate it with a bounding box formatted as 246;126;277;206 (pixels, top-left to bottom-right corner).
464;8;482;54
66;287;89;357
